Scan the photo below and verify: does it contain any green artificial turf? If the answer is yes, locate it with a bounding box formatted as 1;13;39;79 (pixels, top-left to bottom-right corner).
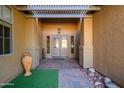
3;69;58;88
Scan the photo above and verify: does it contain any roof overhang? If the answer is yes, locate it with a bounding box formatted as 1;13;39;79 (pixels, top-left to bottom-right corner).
14;5;101;18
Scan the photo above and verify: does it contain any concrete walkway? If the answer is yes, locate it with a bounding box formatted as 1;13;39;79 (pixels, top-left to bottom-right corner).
36;58;94;88
59;69;94;88
37;58;80;69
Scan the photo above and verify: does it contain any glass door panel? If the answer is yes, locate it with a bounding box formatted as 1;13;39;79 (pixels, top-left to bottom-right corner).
60;36;68;57
53;37;60;48
52;36;61;57
61;36;68;48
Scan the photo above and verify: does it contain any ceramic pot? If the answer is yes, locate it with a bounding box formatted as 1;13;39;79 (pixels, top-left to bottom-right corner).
22;53;32;77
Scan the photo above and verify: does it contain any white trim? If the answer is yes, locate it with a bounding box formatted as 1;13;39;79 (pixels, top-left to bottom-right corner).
0;20;13;56
14;5;101;18
0;6;13;56
15;5;101;11
25;14;92;18
0;54;13;57
51;35;69;58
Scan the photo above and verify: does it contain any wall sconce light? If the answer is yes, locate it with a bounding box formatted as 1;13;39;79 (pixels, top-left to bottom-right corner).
58;28;61;34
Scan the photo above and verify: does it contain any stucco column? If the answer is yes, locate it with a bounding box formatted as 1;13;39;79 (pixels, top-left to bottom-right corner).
79;18;84;66
79;16;93;68
83;17;93;68
25;18;40;69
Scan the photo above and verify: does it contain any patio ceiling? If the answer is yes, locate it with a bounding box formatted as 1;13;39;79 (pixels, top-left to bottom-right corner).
14;5;101;18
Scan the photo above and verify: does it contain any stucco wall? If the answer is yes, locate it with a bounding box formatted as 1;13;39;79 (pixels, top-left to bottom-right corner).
83;17;93;68
25;18;40;69
79;17;93;68
0;7;41;85
37;20;43;61
93;6;124;87
76;18;82;61
79;18;84;66
0;7;26;85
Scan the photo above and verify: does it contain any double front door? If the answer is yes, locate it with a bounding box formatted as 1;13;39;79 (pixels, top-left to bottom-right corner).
52;35;68;58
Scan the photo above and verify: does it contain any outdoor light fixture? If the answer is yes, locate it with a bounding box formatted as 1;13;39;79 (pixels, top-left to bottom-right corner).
58;28;61;34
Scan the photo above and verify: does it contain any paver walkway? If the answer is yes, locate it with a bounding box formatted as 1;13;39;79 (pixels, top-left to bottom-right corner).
37;58;94;88
59;69;94;88
37;58;80;69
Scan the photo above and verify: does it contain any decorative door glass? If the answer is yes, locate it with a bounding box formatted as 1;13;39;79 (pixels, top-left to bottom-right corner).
71;36;74;53
47;36;50;53
61;36;68;48
53;37;60;48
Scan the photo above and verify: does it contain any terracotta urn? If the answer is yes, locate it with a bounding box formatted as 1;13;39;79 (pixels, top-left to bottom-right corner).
21;53;32;77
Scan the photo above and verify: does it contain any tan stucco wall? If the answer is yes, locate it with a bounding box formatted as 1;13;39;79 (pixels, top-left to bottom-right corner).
25;18;41;69
79;18;84;66
76;18;82;60
84;18;93;47
83;17;93;68
25;18;36;49
0;7;42;85
37;20;43;60
0;7;26;84
93;6;124;87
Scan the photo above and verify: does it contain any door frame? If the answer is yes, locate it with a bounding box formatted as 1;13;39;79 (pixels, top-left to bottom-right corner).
51;35;69;58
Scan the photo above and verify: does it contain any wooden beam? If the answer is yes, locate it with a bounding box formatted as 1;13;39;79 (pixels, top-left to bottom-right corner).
24;14;92;18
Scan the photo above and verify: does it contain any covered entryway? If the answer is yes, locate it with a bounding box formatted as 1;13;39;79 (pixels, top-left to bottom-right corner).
1;5;107;88
8;5;100;88
41;18;77;59
0;5;123;88
12;5;101;66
